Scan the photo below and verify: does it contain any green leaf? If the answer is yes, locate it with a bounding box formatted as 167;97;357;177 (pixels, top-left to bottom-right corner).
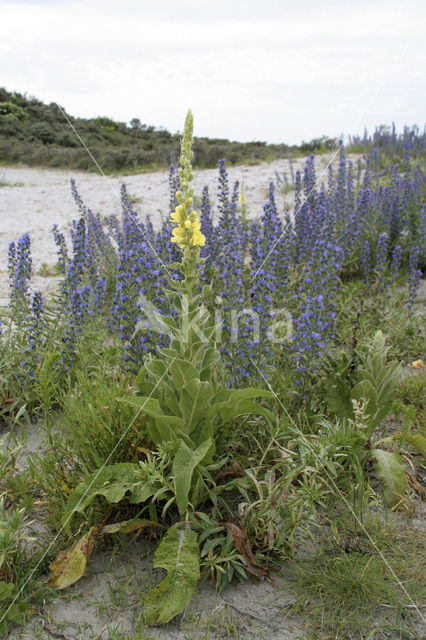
206;389;273;422
157;346;180;361
170;359;200;389
158;314;178;331
145;524;200;625
229;388;274;402
219;400;273;423
135;368;153;396
326;375;353;419
0;581;15;602
212;389;234;404
154;415;185;443
145;358;168;381
172;438;212;514
101;518;163;535
164;389;181;415
351;378;394;438
404;433;426;458
372;449;406;507
179;379;213;433
199;347;221;381
62;463;148;534
118;395;162;419
119;397;185;441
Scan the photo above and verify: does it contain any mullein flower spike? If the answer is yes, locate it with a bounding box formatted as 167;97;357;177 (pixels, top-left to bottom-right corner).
170;110;206;251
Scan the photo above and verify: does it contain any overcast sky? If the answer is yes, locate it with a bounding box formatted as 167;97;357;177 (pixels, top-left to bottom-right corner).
0;0;425;144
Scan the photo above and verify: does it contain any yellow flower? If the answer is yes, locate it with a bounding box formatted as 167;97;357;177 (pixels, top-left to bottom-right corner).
171;225;185;244
184;219;192;228
192;229;206;247
191;218;201;232
170;204;183;223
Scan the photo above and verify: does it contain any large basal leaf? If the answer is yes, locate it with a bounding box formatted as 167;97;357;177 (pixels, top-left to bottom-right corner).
351;377;395;438
48;525;101;589
164;389;181;415
173;438;212;514
154;415;186;442
62;463;151;534
118;396;170;423
351;378;377;411
372;448;406;507
375;361;400;405
135;368;155;396
229;388;274;402
145;523;200;625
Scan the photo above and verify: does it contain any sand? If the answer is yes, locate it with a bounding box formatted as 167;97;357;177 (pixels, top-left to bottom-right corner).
0;152;345;305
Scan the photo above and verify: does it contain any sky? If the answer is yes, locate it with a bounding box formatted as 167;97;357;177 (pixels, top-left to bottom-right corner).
0;0;425;145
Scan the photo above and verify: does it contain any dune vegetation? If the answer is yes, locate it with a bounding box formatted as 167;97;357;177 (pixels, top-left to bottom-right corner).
0;111;425;639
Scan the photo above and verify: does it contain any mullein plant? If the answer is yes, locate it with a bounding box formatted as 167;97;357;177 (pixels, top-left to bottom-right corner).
55;110;273;625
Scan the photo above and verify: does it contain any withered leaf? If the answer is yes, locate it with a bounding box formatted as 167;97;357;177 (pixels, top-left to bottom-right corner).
223;518;268;580
48;525;101;590
215;462;244;481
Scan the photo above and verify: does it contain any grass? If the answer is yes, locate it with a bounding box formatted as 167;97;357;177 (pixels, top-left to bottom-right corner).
182;604;247;639
38;262;62;277
289;518;426;639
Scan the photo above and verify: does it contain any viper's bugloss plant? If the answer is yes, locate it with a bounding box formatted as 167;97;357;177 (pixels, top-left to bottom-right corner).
390;244;402;282
407;245;422;312
375;232;389;293
8;234;32;319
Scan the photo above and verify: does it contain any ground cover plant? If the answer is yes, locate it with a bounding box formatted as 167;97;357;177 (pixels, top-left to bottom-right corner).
0;113;425;638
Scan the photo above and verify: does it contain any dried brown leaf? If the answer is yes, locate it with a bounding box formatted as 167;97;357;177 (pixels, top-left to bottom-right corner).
223;518;268;580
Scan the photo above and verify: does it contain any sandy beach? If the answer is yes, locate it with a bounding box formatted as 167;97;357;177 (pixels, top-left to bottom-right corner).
0;152;347;304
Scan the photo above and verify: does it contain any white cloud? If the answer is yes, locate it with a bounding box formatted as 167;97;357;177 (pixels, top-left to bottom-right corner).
0;0;424;144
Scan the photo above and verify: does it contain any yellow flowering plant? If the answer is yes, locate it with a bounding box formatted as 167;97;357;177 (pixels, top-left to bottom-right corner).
56;110;273;626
